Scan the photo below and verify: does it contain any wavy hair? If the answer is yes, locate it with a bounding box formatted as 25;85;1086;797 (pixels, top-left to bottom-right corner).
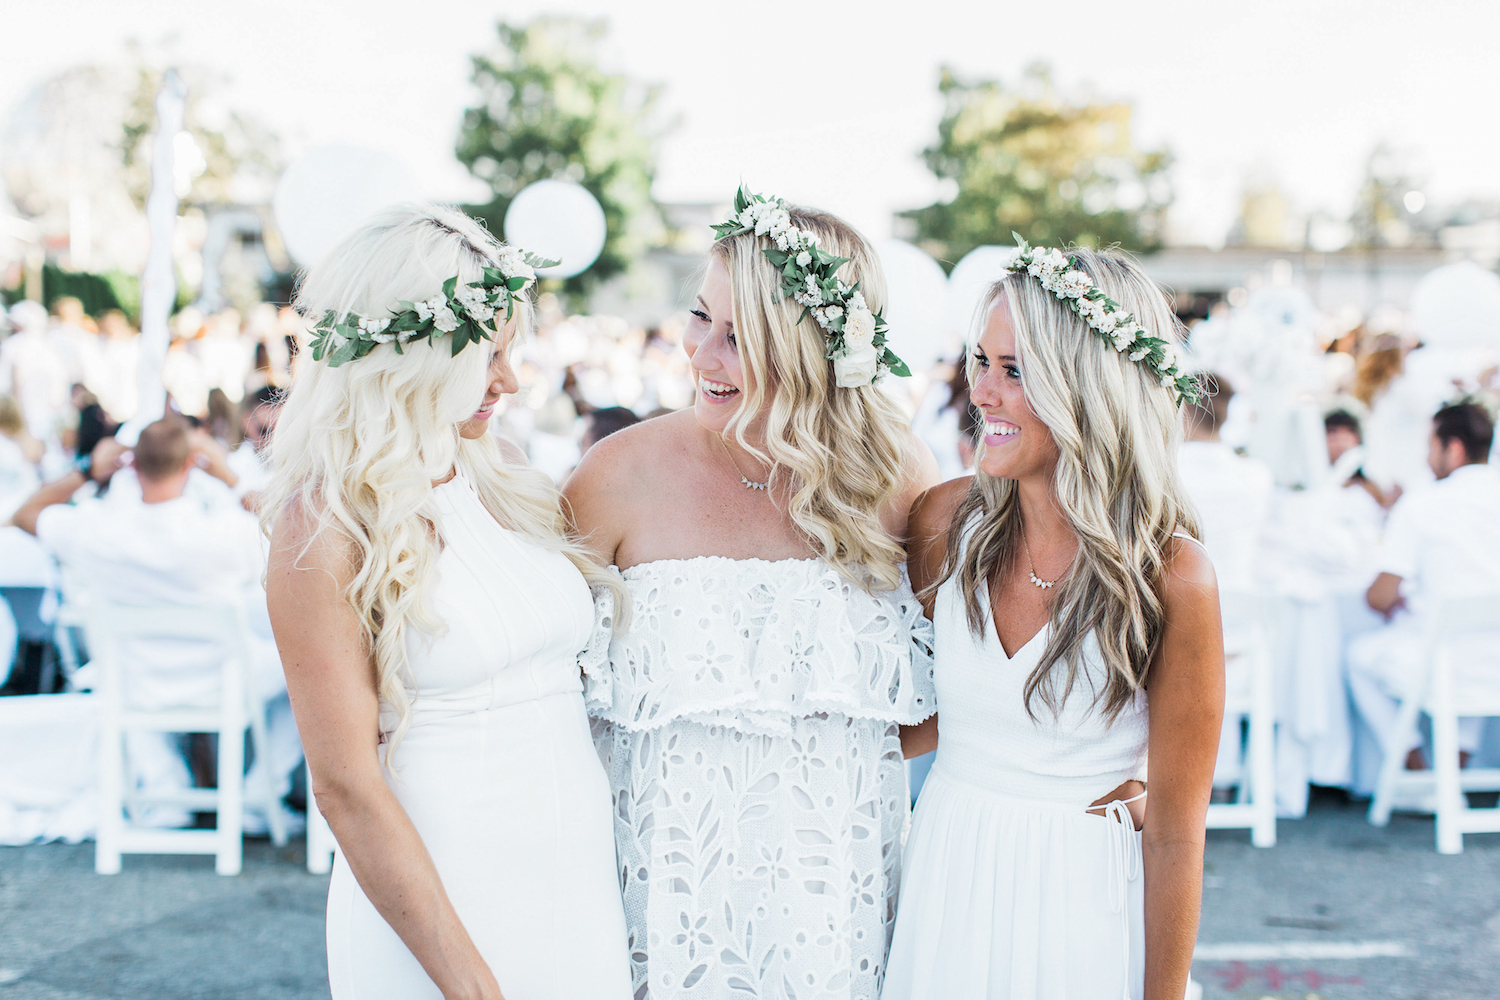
710;206;912;592
261;204;623;758
934;246;1201;721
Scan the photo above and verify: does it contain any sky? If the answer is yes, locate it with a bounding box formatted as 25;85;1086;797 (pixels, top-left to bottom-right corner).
4;0;1499;247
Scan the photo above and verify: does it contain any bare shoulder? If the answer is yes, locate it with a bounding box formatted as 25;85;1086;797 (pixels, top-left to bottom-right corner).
566;409;691;499
1161;532;1219;607
267;492;357;589
909;476;974;543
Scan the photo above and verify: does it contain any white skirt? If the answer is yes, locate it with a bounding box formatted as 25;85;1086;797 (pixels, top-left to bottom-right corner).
882;766;1144;1000
326;691;632;999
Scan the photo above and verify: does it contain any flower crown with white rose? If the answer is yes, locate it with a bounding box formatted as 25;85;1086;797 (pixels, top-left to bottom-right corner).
307;245;557;368
1001;236;1199;405
711;187;911;387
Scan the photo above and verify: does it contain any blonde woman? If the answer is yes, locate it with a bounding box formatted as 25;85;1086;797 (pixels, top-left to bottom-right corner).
264;206;630;1000
883;245;1223;1000
565;190;939;999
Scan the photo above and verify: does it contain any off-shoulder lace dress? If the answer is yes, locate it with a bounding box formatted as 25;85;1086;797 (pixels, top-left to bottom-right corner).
584;556;936;1000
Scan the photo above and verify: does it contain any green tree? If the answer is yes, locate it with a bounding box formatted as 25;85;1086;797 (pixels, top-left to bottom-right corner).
904;65;1172;266
457;18;665;299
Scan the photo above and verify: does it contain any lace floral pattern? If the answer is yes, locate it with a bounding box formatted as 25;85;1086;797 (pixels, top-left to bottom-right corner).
585;557;936;1000
583;557;936;737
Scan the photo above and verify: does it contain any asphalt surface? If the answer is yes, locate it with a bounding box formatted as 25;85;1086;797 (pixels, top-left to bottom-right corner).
0;790;1496;999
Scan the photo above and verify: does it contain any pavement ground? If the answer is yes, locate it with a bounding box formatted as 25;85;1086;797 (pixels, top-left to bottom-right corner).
0;790;1496;999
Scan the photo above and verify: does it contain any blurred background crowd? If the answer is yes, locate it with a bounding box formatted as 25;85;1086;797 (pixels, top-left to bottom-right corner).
1;4;1499;858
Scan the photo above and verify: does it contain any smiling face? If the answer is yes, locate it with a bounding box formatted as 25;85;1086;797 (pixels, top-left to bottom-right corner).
457;324;520;440
682;257;753;435
970;293;1061;483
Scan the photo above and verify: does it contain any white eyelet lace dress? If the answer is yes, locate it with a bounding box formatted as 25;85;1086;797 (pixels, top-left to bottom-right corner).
324;466;631;999
881;567;1149;1000
584;557;937;1000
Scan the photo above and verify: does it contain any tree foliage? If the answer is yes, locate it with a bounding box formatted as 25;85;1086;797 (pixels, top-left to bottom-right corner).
904;65;1172;266
457;18;665;299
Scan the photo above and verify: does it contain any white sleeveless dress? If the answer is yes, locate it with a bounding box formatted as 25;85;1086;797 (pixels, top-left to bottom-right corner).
325;467;632;1000
584;557;937;1000
883;568;1149;1000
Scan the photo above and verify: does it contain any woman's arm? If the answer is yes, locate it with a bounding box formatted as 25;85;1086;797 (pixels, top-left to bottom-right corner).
1141;538;1225;1000
897;476;972;759
267;505;504;1000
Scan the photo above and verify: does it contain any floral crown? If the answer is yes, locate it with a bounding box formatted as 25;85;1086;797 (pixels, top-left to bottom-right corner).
711;186;911;387
308;245;557;368
1002;235;1199;405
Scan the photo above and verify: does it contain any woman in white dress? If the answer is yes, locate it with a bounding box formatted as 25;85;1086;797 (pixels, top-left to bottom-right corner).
885;244;1223;1000
565;189;939;1000
264;206;631;1000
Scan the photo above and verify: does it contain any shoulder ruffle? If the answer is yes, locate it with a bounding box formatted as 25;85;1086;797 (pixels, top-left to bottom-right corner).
580;557;936;737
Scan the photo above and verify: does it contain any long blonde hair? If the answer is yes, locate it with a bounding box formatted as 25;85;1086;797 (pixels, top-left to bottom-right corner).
262;204;622;755
711;206;912;592
935;246;1201;720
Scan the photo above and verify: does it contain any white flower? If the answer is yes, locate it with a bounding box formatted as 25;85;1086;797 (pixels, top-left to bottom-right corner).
823;304;844;320
1129;346;1151;362
843;303;876;351
1160;371;1176;389
1058;270;1091;299
468;298;495;322
432;306;459;333
833;338;880;387
1111;326;1138;352
796;250;812;267
371;331;397;344
1158;344;1177;370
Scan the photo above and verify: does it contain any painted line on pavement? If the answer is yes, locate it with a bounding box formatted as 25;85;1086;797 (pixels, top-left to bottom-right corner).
1194;941;1414;961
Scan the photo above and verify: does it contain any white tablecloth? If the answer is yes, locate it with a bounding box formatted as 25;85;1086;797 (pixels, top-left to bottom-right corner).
0;693;98;844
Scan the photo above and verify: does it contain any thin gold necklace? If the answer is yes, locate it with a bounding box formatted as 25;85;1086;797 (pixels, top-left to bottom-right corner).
716;434;770;491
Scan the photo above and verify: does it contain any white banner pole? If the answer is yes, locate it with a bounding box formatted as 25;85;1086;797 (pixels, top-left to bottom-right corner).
118;69;185;447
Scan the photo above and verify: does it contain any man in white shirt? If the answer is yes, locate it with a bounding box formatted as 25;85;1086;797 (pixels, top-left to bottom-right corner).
1178;374;1276;787
1348;402;1500;772
11;418;300;829
1178;374;1274;592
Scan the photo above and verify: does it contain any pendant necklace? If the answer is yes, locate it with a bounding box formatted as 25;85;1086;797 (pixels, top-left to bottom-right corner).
717;435;770;491
1021;530;1058;590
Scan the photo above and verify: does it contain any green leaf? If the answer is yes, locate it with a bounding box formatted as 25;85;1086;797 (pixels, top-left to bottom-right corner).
883;351;912;378
442;275;457;298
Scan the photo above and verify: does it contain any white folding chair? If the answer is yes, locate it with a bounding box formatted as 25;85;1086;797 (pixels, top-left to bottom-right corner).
305;773;338;875
1206;589;1277;848
1368;595;1500;854
90;601;283;875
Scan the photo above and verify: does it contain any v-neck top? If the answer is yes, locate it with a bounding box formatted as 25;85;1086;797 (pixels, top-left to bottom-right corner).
930;557;1149;805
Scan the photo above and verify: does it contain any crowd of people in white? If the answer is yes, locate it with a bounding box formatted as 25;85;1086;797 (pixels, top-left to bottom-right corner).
1;262;1498;842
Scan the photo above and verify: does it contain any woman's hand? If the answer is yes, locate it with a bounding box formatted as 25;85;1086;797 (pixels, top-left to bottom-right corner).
267;498;503;999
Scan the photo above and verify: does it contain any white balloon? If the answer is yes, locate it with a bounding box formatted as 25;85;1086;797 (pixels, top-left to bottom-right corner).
273;144;417;267
874;239;950;374
503;180;607;279
944;246;1019;352
1411;260;1500;349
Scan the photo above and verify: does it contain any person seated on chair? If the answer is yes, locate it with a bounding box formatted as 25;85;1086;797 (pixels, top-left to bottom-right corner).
1348;402;1500;773
226;386;282;513
11;417;302;831
1178;373;1275;793
1177;373;1273;592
